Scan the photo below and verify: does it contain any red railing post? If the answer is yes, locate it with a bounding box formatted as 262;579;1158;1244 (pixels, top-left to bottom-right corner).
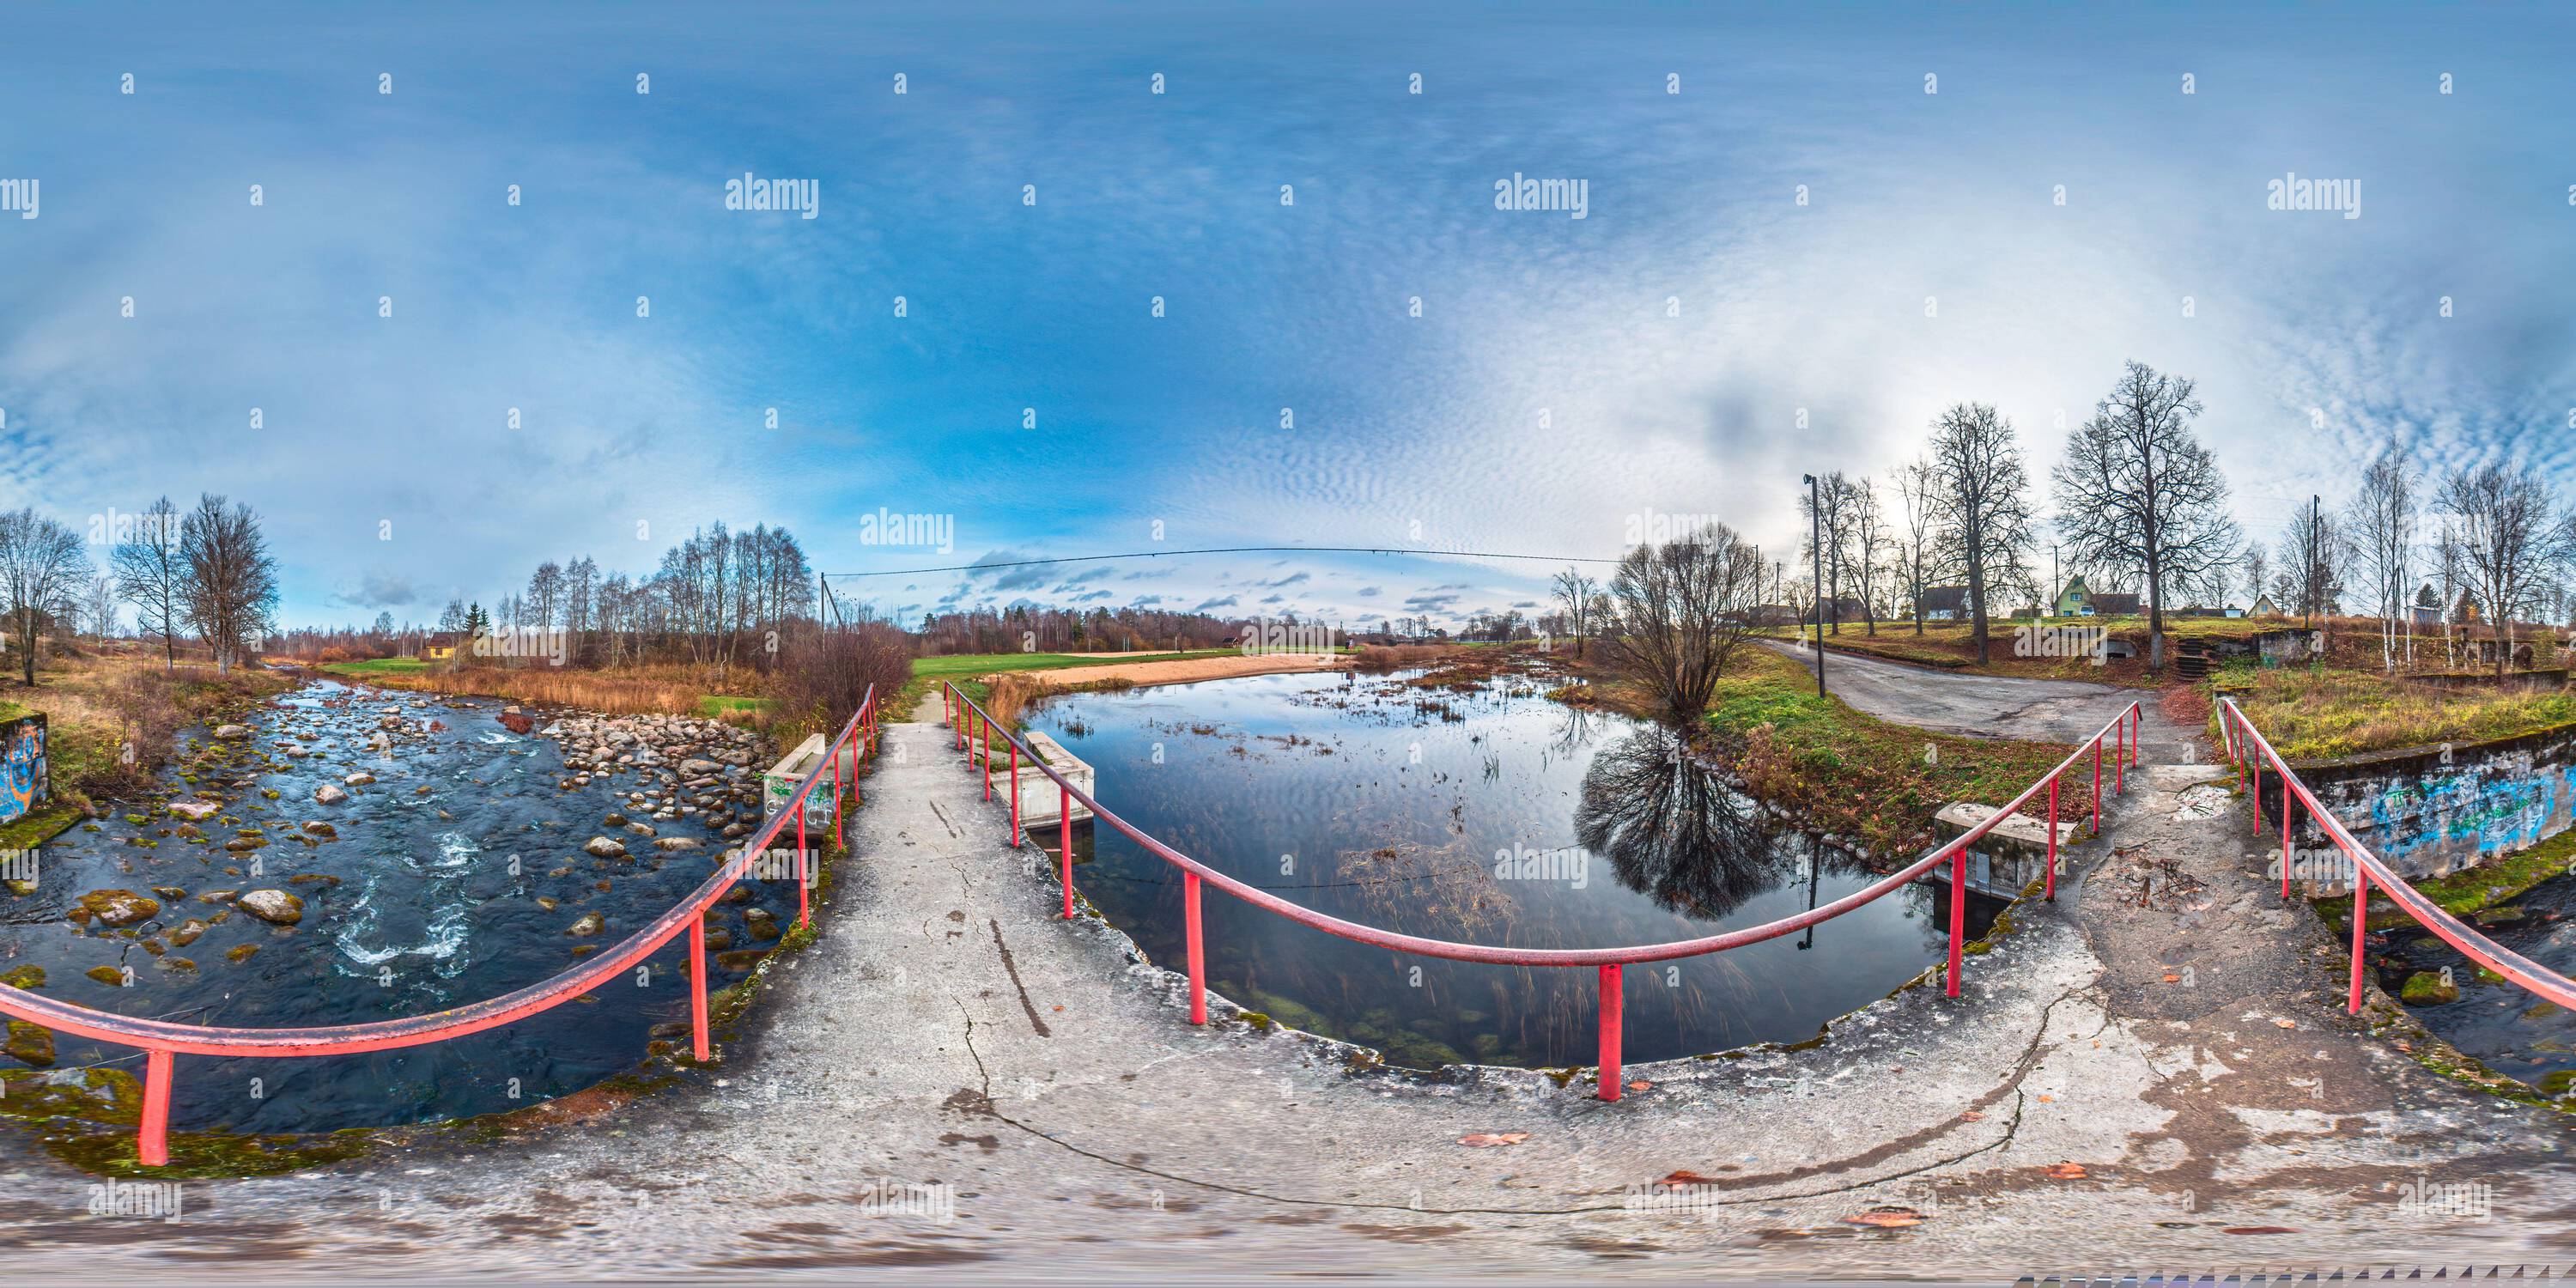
2116;709;2126;793
2131;706;2142;767
2090;737;2102;834
2348;866;2370;1014
139;1048;173;1167
690;916;712;1060
1060;785;1074;919
796;799;811;928
2251;750;2263;835
981;715;991;801
2280;786;2294;900
1010;738;1022;847
1945;849;1966;997
1597;963;1624;1102
2044;774;2060;902
1184;872;1206;1024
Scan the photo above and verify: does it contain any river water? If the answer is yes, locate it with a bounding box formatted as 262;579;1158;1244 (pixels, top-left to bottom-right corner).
2376;872;2576;1091
1023;669;1998;1071
1;680;801;1133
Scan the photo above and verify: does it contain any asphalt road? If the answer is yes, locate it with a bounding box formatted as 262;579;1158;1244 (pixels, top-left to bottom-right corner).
1761;638;2202;762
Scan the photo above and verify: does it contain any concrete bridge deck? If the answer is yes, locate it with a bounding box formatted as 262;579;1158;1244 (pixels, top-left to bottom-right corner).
3;703;2570;1280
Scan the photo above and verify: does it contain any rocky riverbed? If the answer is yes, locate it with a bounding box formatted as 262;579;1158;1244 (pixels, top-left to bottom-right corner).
0;678;811;1133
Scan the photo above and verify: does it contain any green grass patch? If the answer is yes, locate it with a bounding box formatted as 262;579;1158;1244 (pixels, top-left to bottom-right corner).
320;657;429;676
1706;647;2075;860
897;649;1236;719
695;695;775;719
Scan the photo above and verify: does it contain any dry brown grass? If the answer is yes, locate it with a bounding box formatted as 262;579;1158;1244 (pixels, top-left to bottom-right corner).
2228;665;2576;760
341;664;754;717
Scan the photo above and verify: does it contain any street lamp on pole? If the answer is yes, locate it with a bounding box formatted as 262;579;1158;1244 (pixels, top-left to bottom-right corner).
1803;473;1826;699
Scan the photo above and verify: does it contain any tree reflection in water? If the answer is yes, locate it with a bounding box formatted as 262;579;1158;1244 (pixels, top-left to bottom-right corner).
1575;726;1787;918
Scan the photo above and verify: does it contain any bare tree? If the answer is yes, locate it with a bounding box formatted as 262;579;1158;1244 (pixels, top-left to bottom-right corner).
179;494;281;674
2050;361;2242;670
2347;440;2419;671
2241;547;2269;609
1596;523;1764;720
1893;456;1951;635
0;507;91;686
2276;507;2352;625
1801;472;1853;635
1551;568;1600;657
2435;462;2572;680
111;495;185;671
1927;403;2036;665
83;576;118;643
1844;477;1887;635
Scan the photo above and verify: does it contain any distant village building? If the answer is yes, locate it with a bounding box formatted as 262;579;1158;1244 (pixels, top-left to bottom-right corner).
2248;592;2282;618
2051;574;2095;617
1802;597;1868;627
1747;604;1801;628
1913;586;1971;622
2090;592;2143;617
422;633;460;661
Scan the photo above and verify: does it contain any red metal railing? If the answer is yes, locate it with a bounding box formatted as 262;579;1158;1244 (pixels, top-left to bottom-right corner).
0;687;878;1167
945;680;2142;1099
2219;698;2576;1015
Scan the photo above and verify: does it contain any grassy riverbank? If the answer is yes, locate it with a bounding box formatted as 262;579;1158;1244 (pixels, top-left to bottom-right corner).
2218;665;2576;761
3;655;292;848
1700;647;2076;861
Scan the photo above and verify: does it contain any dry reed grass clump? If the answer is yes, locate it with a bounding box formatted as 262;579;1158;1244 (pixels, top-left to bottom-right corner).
353;665;724;716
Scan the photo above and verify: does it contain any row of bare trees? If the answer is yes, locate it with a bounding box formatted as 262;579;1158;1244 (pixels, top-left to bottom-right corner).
447;523;817;678
0;495;280;683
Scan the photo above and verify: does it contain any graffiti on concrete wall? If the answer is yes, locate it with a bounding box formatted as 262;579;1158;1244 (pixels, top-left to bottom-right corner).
2353;758;2576;876
0;714;45;824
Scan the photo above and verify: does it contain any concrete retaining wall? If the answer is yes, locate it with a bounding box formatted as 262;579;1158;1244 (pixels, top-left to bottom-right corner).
2295;720;2576;878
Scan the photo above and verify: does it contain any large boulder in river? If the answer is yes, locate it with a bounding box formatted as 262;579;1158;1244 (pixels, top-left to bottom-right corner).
583;836;628;859
75;890;160;927
567;912;605;937
313;784;348;805
168;799;222;821
237;890;305;926
212;725;250;740
498;711;535;735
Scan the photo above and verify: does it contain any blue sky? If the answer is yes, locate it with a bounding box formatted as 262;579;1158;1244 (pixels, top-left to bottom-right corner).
2;2;2572;629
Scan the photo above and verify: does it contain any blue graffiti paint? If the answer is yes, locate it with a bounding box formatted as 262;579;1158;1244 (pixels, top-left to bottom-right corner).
0;715;44;824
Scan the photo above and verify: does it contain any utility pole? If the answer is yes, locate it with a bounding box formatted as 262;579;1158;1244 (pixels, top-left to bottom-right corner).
2050;545;2059;619
1804;474;1827;699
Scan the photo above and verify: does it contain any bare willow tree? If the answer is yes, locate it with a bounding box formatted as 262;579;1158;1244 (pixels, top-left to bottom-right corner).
2346;440;2419;671
2435;462;2572;680
1552;567;1600;657
1597;524;1764;720
0;507;91;687
1927;403;2035;665
1893;455;1951;635
179;493;280;674
2050;361;2241;670
112;495;186;671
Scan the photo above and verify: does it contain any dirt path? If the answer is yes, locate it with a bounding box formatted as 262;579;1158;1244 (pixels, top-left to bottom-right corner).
6;702;2570;1279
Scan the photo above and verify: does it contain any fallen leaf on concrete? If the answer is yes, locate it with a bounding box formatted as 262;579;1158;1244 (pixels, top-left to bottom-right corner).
1959;1111;1984;1121
2272;1018;2298;1029
1842;1206;1924;1228
1457;1133;1529;1147
2162;974;2182;983
2036;1094;2054;1103
1661;1170;1725;1185
1627;1080;1651;1092
2044;1162;2088;1179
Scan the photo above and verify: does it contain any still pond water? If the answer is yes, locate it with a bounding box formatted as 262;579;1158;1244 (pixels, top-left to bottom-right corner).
1024;669;1998;1071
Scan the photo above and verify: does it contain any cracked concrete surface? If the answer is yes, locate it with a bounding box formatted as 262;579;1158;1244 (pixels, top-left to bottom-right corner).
3;703;2570;1280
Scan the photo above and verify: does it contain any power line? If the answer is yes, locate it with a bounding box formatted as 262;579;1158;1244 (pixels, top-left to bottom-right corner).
823;545;1624;580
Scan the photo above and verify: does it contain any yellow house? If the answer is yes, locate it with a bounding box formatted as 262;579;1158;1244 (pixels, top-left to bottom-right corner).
422;633;459;661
